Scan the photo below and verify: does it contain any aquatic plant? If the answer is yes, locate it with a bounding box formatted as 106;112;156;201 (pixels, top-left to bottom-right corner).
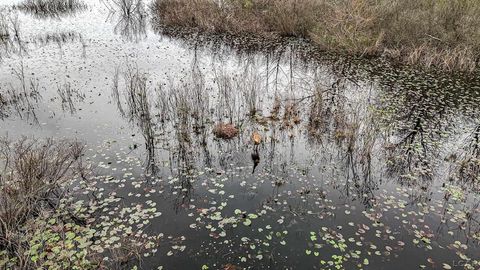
57;82;85;114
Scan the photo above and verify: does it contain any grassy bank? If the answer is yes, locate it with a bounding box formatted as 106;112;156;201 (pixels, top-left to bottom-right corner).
154;0;480;71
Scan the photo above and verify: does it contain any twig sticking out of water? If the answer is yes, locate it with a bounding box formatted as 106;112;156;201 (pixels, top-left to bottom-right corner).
1;64;42;123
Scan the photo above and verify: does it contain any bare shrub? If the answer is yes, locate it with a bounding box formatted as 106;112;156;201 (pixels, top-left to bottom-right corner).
0;137;85;267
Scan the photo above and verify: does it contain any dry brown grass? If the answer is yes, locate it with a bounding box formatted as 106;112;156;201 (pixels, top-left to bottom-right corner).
154;0;480;71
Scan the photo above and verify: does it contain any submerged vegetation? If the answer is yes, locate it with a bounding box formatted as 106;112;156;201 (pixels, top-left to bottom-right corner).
154;0;480;71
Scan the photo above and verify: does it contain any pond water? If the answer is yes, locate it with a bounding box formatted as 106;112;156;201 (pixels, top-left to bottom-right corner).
1;0;480;269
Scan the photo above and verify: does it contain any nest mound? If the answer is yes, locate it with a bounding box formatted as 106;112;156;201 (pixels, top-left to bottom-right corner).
213;123;238;139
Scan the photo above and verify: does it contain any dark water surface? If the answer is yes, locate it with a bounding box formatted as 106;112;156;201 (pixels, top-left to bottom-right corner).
1;0;480;269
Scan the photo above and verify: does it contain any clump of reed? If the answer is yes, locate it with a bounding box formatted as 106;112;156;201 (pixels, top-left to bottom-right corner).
154;0;480;71
16;0;86;18
156;65;210;132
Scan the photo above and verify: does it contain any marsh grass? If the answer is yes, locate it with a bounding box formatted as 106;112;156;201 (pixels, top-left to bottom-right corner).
16;0;86;18
154;0;480;71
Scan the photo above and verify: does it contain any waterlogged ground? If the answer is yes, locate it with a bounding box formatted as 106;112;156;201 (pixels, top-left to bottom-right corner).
1;0;480;269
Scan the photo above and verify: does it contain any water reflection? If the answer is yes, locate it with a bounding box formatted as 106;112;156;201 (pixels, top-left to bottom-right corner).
449;125;480;191
251;148;260;174
112;63;157;173
110;50;480;202
6;22;475;266
104;0;147;42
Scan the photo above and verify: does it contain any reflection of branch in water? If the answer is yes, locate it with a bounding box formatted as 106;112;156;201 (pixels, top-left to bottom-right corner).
112;63;157;173
111;67;125;116
449;125;480;189
385;116;434;185
435;196;480;245
104;0;147;42
376;68;476;188
172;172;194;214
340;109;380;208
170;127;196;213
198;132;212;168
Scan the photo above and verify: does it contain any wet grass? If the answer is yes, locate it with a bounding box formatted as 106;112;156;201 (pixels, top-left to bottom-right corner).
154;0;480;71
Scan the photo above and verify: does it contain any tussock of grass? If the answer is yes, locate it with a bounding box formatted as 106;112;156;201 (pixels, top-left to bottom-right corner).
154;0;480;71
